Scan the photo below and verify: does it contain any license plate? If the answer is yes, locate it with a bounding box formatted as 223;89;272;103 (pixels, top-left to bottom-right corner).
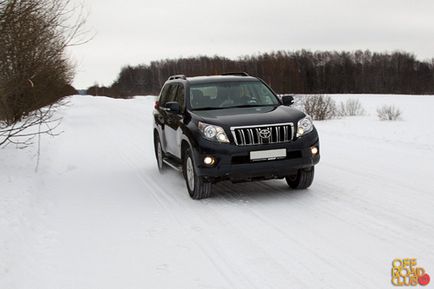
250;149;287;161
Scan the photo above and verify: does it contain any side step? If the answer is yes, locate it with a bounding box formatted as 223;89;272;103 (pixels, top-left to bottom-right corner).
163;158;182;172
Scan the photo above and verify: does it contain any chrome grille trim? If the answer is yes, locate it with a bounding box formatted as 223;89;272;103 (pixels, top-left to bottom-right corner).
230;123;294;146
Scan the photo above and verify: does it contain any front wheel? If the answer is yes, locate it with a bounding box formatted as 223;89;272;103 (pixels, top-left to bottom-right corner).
183;148;212;200
285;167;315;189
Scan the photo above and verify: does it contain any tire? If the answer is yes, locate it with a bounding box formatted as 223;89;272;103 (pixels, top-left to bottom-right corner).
183;148;212;200
285;166;315;189
154;134;166;173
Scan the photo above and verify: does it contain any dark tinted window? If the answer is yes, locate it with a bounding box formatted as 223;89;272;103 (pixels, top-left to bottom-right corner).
159;84;170;105
159;84;177;106
159;85;168;102
175;84;185;112
167;84;178;103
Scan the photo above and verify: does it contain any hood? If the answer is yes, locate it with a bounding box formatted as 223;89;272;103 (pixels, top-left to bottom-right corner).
190;105;306;127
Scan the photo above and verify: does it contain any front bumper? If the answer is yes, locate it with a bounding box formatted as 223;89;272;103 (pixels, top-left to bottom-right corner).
191;131;320;182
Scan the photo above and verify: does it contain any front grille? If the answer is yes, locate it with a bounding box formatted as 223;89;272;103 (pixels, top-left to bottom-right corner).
231;123;294;146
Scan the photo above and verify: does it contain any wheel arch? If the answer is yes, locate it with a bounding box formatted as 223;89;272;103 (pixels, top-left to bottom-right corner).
153;128;159;140
181;139;190;161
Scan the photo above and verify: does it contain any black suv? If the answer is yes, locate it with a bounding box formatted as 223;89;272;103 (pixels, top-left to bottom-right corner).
153;73;320;199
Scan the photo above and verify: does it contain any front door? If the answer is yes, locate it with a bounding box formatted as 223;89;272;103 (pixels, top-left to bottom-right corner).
163;84;185;159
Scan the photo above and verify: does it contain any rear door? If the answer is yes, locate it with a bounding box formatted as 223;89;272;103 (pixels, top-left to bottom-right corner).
164;83;185;159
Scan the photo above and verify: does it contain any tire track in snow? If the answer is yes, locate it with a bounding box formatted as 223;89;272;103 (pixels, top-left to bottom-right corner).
211;181;377;288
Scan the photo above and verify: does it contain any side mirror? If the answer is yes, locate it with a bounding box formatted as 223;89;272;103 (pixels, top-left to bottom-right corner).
164;101;181;114
281;95;294;106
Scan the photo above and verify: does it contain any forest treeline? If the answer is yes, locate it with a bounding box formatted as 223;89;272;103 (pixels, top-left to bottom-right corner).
87;50;434;97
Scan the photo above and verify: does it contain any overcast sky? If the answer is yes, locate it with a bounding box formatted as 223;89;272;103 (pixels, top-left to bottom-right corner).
68;0;434;89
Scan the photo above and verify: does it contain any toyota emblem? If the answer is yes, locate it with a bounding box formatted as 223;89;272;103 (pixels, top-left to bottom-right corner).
259;128;271;139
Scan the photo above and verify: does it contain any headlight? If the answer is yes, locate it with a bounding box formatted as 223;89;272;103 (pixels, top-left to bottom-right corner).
296;116;314;137
198;121;230;143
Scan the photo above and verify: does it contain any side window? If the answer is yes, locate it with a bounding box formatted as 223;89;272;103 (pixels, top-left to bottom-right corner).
175;84;185;112
160;84;177;106
167;84;178;103
159;84;171;106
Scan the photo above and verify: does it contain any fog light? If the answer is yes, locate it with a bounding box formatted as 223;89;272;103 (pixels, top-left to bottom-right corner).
203;156;215;166
311;146;319;156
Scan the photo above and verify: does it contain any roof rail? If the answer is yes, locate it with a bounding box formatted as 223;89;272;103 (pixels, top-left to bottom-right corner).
221;72;249;77
168;74;186;80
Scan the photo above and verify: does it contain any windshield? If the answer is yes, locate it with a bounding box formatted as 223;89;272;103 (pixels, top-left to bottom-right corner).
189;81;279;110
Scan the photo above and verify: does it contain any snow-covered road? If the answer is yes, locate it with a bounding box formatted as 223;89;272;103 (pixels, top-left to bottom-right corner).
1;94;434;289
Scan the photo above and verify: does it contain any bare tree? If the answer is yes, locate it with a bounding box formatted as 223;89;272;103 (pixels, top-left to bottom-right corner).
0;0;87;147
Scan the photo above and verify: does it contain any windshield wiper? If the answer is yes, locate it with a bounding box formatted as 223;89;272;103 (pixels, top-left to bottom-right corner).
226;104;277;109
192;104;277;111
192;107;225;111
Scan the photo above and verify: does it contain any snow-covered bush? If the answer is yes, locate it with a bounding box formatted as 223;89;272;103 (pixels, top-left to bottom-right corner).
377;105;402;121
303;95;337;120
338;98;366;116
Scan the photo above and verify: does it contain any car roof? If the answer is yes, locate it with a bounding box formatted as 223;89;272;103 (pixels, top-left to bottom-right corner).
167;75;259;85
187;75;258;84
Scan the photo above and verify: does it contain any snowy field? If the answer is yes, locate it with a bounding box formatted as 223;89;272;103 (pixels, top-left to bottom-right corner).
1;94;434;289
